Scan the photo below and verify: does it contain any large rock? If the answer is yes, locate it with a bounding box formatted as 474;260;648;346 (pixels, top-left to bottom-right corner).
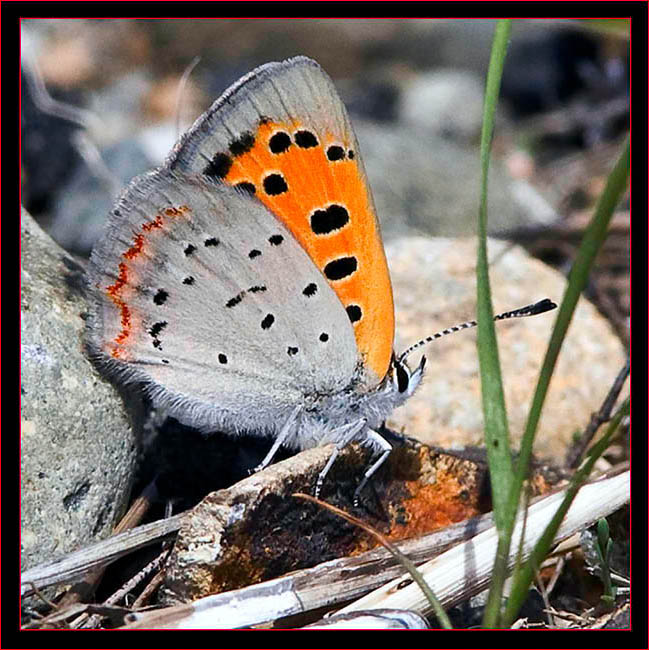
20;208;137;573
399;69;486;142
386;236;627;463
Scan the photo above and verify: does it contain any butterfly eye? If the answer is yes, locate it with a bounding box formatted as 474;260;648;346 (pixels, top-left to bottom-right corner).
394;359;410;394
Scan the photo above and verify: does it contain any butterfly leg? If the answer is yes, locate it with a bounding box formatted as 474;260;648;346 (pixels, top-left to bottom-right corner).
315;418;367;498
353;429;392;506
253;406;301;473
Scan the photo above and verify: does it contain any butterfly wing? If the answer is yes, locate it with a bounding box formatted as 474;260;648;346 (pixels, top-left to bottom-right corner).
86;169;359;435
168;56;395;384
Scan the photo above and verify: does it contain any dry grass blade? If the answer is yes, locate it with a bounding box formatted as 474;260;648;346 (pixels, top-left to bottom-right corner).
338;470;629;622
59;481;158;613
20;513;184;597
565;358;630;467
121;469;627;630
123;509;497;629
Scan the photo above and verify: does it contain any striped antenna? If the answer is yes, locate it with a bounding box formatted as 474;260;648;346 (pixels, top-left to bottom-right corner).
398;298;557;363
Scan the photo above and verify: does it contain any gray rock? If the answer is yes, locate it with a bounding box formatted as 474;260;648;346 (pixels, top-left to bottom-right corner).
399;69;486;142
385;236;627;464
21;208;137;573
355;120;553;242
48;139;153;255
85;71;154;148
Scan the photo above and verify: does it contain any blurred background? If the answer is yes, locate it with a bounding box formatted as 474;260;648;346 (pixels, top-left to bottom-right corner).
20;18;629;345
19;21;631;621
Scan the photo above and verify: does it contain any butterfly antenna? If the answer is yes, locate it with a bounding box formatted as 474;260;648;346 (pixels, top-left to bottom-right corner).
398;298;557;364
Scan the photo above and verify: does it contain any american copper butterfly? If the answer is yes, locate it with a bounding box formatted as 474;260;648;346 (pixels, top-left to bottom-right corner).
86;56;554;501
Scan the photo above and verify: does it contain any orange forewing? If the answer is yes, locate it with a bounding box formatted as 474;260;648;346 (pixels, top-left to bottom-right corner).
222;120;394;382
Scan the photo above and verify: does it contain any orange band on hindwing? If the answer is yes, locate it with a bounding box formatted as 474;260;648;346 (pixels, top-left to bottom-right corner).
103;205;191;359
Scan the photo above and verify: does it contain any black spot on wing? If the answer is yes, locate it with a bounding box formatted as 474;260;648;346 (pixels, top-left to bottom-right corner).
310;205;349;235
346;304;362;323
324;256;357;281
153;289;169;305
235;181;256;195
294;130;318;148
269;131;291;154
203;153;232;179
263;174;288;196
229;131;255;156
303;283;318;297
226;292;245;308
326;145;345;161
149;321;167;338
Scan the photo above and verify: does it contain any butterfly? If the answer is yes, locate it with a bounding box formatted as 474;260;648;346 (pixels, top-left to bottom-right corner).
86;56;551;502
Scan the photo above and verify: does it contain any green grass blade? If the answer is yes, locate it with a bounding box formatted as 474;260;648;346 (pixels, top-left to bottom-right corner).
498;134;629;625
502;397;629;626
478;20;629;624
475;19;513;628
476;19;513;526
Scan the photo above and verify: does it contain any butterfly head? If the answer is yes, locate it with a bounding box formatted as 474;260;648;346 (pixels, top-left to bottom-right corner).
383;352;426;400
